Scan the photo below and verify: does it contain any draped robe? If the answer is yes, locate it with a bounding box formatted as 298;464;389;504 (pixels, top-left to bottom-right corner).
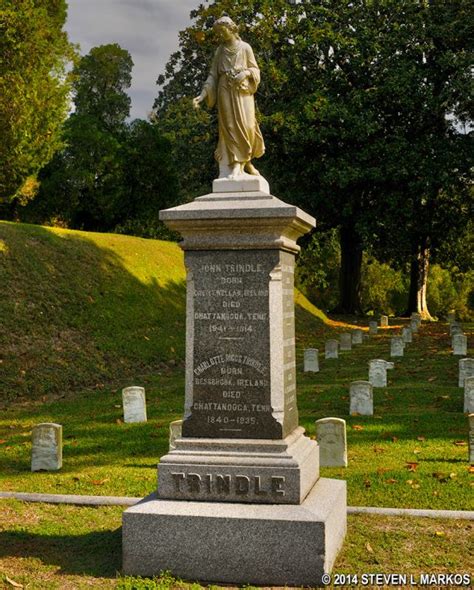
204;40;265;168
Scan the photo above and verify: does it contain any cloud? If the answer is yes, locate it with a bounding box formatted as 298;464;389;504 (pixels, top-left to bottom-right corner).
65;0;199;119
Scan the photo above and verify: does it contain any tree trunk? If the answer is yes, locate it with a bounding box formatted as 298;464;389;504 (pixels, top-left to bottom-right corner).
333;224;364;315
405;240;432;320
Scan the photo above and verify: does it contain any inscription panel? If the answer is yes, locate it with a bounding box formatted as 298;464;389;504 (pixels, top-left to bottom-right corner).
183;250;283;438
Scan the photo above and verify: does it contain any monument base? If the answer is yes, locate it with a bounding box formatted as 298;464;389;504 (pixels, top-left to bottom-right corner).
157;427;320;504
122;477;346;586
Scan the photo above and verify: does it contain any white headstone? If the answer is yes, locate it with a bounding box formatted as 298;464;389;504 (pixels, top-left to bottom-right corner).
325;339;339;359
410;318;420;333
459;358;474;388
352;329;363;345
411;312;421;321
350;381;373;415
380;315;389;328
464;377;474;414
469;414;474;464
304;348;319;372
122;386;147;423
31;423;62;471
369;359;394;388
315;418;347;467
169;419;183;451
340;333;352;351
368;321;378;335
390;336;405;357
447;311;456;324
450;324;464;337
401;326;412;343
453;334;467;356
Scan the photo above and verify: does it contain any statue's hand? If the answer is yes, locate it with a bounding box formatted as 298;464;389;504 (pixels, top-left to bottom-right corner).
193;91;206;109
234;71;248;83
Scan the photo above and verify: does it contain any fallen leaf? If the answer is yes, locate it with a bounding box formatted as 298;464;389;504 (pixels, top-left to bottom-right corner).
436;395;450;401
352;425;364;431
468;466;474;473
116;419;122;425
0;439;7;444
454;440;466;446
72;476;80;481
413;449;421;454
373;446;385;453
341;396;348;400
364;479;371;488
366;542;374;554
5;576;23;588
417;436;426;441
427;376;437;382
391;436;399;442
91;478;109;486
386;478;398;484
144;335;150;341
406;479;414;485
411;483;420;489
433;491;440;496
406;462;419;472
377;467;390;474
449;472;457;479
435;531;445;537
114;405;121;408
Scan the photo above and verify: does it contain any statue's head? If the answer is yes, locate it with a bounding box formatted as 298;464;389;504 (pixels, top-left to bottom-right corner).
213;14;239;39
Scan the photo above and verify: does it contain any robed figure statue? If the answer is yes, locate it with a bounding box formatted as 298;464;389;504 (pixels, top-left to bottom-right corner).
193;15;265;180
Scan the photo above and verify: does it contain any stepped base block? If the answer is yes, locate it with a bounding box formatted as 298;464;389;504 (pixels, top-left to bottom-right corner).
122;477;347;586
156;427;320;504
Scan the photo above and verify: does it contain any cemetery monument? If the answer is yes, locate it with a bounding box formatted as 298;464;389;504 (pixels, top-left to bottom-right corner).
122;15;346;586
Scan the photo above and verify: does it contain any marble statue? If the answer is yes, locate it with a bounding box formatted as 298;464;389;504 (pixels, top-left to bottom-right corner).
193;15;265;179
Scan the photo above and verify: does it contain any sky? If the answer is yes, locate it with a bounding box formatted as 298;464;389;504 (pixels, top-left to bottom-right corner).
65;0;201;120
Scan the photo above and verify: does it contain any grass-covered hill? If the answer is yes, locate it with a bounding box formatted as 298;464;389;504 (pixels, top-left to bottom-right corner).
0;221;333;403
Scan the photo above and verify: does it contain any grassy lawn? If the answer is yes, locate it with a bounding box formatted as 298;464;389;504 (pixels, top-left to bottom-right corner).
1;222;473;587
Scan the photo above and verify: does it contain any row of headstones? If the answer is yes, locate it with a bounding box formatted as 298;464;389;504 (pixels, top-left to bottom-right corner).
304;313;423;372
31;411;474;472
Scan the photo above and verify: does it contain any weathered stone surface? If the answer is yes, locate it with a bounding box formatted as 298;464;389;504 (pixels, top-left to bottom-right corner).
325;339;339;359
340;333;352;351
453;334;467;356
369;359;393;388
352;329;363;345
368;321;378;335
464;377;474;414
213;176;270;194
122;386;147;423
469;414;474;464
380;315;389;328
123;478;347;586
447;311;456;324
450;322;462;335
169;420;183;451
31;423;62;472
304;348;319;372
157;426;319;505
349;381;373;416
402;326;412;343
316;418;347;467
391;336;405;357
459;358;474;388
410;318;420;333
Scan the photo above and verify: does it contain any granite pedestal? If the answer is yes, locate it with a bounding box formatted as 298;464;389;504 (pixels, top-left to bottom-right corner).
122;177;346;585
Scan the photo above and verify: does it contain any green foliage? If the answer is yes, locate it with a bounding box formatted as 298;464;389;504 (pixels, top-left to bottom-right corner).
361;258;408;316
0;0;76;202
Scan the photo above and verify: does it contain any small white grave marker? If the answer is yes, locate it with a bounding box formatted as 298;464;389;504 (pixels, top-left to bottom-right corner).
464;377;474;414
304;348;319;372
315;418;347;467
169;419;183;451
390;336;405;357
453;334;467;356
368;321;378;335
340;333;352;351
122;386;147;423
402;326;412;343
380;315;389;328
350;381;373;415
31;423;62;471
369;359;394;388
325;339;339;359
352;329;363;345
410;318;420;333
459;358;474;388
447;311;456;324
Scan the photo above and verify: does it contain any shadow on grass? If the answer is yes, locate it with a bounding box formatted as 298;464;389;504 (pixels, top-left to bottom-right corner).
0;528;122;577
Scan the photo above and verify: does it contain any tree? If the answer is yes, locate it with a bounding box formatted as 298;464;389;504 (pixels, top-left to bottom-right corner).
0;0;76;203
153;0;472;315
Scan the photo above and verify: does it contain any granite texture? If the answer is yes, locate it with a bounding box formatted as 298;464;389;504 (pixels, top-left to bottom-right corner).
453;334;467;356
402;326;412;343
213;176;270;194
340;333;352;351
368;321;378;335
390;336;405;357
169;420;183;451
157;426;320;504
349;381;373;416
123;477;347;586
369;359;393;388
464;377;474;413
122;387;147;423
352;329;363;345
